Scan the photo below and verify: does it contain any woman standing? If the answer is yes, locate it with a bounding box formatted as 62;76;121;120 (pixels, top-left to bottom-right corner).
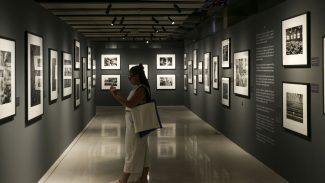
109;64;151;183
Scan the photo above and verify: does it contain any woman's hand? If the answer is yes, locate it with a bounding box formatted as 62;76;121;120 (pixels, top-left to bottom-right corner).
110;85;117;96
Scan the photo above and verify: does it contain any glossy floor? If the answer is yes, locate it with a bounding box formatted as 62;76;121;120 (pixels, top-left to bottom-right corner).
42;106;288;183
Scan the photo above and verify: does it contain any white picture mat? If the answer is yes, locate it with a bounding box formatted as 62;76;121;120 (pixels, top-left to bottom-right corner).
75;79;80;107
157;75;176;90
101;54;120;69
63;52;72;97
27;33;43;121
129;64;149;79
87;47;91;70
157;54;175;69
212;56;218;89
282;13;308;66
184;53;187;69
222;39;230;68
74;40;80;69
101;75;120;90
204;53;210;92
283;83;308;136
50;49;58;101
0;37;15;119
234;51;249;96
82;57;86;90
198;61;203;83
193;75;197;94
193;50;197;69
87;77;92;100
184;74;187;90
222;78;230;107
92;59;96;86
188;60;193;84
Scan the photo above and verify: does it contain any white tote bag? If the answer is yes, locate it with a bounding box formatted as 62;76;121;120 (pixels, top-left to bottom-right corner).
130;100;162;137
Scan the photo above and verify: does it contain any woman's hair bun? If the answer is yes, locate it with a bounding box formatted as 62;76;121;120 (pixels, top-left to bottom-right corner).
139;63;144;70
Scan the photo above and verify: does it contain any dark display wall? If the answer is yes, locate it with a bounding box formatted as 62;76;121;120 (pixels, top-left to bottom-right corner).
0;1;95;183
94;41;184;106
184;0;325;182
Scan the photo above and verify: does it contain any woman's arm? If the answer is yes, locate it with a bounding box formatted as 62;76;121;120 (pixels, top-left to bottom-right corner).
110;86;146;108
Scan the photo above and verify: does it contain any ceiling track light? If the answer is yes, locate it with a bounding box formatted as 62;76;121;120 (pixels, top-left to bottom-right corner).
110;16;116;26
120;16;125;25
168;16;175;24
152;16;159;24
123;33;128;40
162;26;167;32
174;3;182;13
120;26;125;33
105;3;112;15
152;26;158;33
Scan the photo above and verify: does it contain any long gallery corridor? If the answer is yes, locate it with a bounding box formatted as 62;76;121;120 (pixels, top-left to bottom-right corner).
40;106;288;183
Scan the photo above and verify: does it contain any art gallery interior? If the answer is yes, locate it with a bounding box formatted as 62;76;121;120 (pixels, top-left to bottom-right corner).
2;0;325;182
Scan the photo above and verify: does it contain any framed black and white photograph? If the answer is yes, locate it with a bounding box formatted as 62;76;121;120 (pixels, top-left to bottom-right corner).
222;38;231;68
101;54;120;70
193;75;197;95
26;32;43;121
101;75;120;90
282;12;309;67
222;77;230;107
74;78;80;108
283;82;309;137
184;53;187;69
129;64;148;79
197;61;202;83
62;52;73;99
74;40;80;69
157;54;175;69
82;57;86;90
234;51;249;97
87;47;91;70
49;49;58;102
188;60;193;84
193;49;197;69
157;75;176;90
184;74;187;91
87;76;91;100
0;36;15;120
92;59;96;86
204;52;211;93
212;56;219;89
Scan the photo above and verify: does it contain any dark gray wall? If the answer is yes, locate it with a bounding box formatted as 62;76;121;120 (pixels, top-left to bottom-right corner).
94;41;184;106
184;0;325;182
0;1;95;183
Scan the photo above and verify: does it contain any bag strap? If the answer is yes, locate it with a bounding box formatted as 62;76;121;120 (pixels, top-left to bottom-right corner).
140;85;151;103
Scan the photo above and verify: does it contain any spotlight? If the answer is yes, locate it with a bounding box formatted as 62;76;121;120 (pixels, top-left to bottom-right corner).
168;16;175;24
120;16;125;25
152;26;158;33
174;3;181;13
105;3;112;15
152;16;159;24
110;16;116;26
120;26;125;32
146;40;149;44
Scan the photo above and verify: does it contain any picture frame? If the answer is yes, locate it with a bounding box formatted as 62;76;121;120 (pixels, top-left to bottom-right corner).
82;57;86;90
87;47;91;70
157;75;176;90
101;54;120;70
323;37;325;114
74;40;80;69
204;52;211;93
282;12;310;67
184;74;188;91
74;78;80;108
101;75;121;90
92;59;96;86
49;49;58;103
129;64;149;79
157;54;175;69
193;75;197;95
222;38;231;68
282;82;309;137
26;32;43;121
198;61;203;83
87;76;91;100
234;50;249;97
62;52;73;99
222;77;230;107
184;53;187;69
212;56;219;89
188;60;193;84
0;36;16;120
193;49;197;69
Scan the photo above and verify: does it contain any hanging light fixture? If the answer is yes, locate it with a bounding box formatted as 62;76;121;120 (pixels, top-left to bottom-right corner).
152;16;159;24
120;26;125;33
168;16;175;24
120;16;125;25
174;3;182;13
152;26;158;33
110;16;117;26
162;26;167;32
105;3;112;15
